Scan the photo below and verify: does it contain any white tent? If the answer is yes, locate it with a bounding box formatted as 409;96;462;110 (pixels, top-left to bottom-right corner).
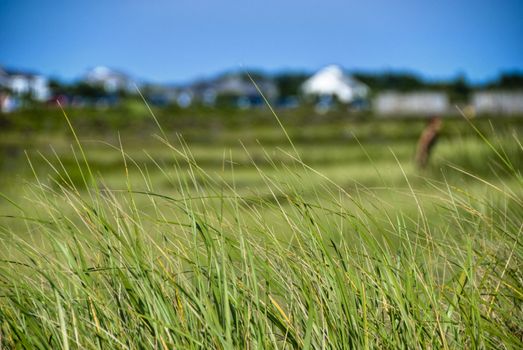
301;65;368;103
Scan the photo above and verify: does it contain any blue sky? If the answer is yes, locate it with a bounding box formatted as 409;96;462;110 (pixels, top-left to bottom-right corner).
1;0;522;83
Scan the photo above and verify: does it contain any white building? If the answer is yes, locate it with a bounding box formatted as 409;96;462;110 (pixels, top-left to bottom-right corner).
472;91;523;115
301;65;369;103
1;94;17;113
374;92;450;116
84;66;133;92
186;73;278;108
0;67;50;101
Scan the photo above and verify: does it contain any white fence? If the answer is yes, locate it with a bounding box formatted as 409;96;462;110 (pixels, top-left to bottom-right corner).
472;91;523;115
374;92;450;116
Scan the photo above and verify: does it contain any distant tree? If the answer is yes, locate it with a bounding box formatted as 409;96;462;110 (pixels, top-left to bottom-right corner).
488;72;523;89
71;82;106;99
48;78;70;96
274;73;309;98
352;72;424;92
238;71;267;82
217;70;268;83
449;75;470;102
431;74;471;102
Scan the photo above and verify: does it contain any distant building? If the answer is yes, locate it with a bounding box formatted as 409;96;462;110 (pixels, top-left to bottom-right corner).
472;91;523;115
0;66;50;101
301;65;369;104
176;90;193;108
215;74;277;106
374;92;449;116
187;80;217;106
142;84;179;106
186;73;278;108
0;93;17;113
84;66;133;92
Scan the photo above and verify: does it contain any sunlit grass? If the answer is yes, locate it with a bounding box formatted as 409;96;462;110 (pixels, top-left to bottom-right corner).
0;112;522;348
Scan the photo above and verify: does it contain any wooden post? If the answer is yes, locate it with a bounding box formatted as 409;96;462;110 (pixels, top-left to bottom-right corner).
415;116;442;169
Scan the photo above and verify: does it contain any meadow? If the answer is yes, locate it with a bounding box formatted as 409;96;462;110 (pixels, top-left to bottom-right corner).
0;107;522;348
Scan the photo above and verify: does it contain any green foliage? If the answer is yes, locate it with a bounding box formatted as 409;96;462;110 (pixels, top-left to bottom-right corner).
353;71;425;92
274;72;309;98
486;71;523;90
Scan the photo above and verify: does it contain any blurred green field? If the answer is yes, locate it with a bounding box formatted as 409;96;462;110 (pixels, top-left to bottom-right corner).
1;113;522;222
1;112;522;250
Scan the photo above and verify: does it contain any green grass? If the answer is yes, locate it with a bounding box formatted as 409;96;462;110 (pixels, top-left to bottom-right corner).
0;110;522;348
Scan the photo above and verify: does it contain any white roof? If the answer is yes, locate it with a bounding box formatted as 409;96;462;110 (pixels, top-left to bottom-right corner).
302;65;368;103
86;66;129;80
84;66;132;91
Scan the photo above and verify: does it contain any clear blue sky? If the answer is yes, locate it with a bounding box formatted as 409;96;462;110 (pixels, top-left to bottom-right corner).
1;0;522;83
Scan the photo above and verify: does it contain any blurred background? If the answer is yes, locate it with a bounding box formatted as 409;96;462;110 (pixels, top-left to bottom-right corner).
0;0;522;216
